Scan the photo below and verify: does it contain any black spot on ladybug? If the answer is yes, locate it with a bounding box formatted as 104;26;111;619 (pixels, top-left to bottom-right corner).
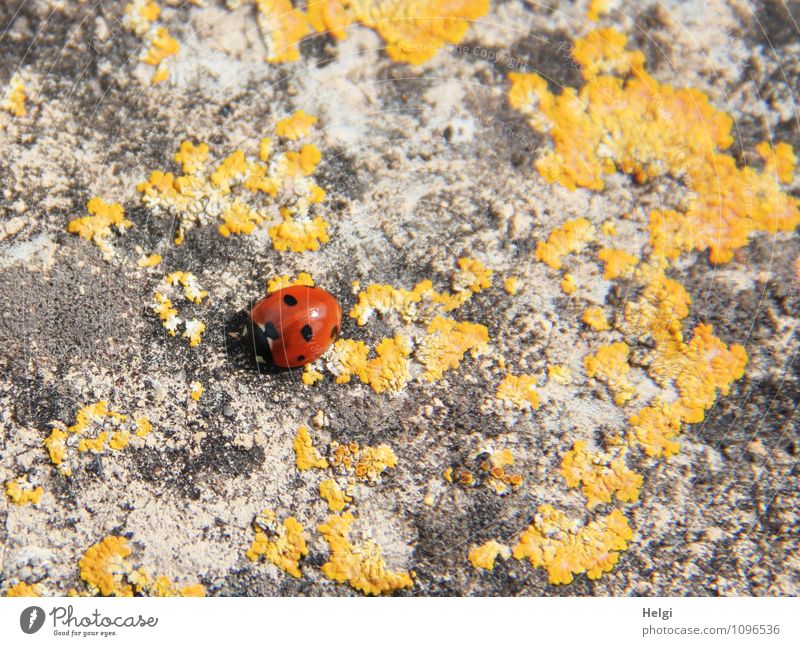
301;324;313;341
297;355;305;362
263;322;279;340
283;294;298;306
331;325;339;341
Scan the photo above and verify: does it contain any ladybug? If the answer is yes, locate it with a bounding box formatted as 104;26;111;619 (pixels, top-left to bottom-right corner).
246;285;342;368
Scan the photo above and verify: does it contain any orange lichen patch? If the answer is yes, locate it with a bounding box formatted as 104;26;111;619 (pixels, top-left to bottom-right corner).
5;582;40;597
246;509;308;578
509;29;800;263
512;505;633;584
448;448;522;495
351;0;489;64
418;316;489;381
535;218;595;270
139;130;327;247
318;513;413;595
78;535;204;597
44;402;152;477
67;197;132;261
349;280;433;325
496;374;540;411
174;140;209;175
602;220;617;236
218;200;263;237
141;27;179;84
268;213;330;252
548;364;572;385
302;365;324;385
560;273;576;294
256;0;310;63
582;306;610;331
587;0;614;21
756;141;796;184
363;335;412;394
267;272;314;292
326;338;370;384
79;536;134;596
628;400;682;458
124;1;161;37
307;0;351;40
584;342;635;406
2;73;26;117
598;247;638;280
560;440;642;508
276;110;317;140
320;478;352;511
137;253;162;268
469;540;511;571
141;28;177;66
503;276;520;295
284;144;323;176
5;476;43;506
293;426;329;470
452;256;492;293
571;27;645;80
189;381;204;401
328;440;398;485
150;271;207;346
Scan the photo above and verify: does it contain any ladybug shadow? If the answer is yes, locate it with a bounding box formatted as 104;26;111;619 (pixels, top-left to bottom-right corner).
224;306;288;377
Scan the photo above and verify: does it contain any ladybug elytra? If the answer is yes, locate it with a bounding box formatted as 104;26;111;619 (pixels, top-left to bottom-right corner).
247;285;342;368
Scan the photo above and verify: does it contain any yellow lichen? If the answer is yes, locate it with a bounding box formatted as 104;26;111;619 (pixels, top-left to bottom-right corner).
5;582;40;597
469;540;511;571
756;141;796;185
535;218;595;270
452;256;492;293
5;476;43;506
267;272;314;292
293;426;329;470
269;214;330;252
137;253;162;268
44;401;150;476
124;1;161;36
246;510;308;578
512;505;633;585
302;365;324;385
141;27;178;66
174;140;210;175
139;131;327;247
496;374;540;411
276;110;317;140
364;335;411;394
560;273;577;294
190;381;204;401
2;73;26;117
67;197;132;261
584;342;635;406
418;316;489;381
318;513;413;595
320;478;352;511
598;247;638;279
548;365;571;385
582;306;611;331
150;271;207;346
504;276;520;295
218;200;263;237
509;29;800;264
326;338;370;384
328;440;397;484
78;535;203;597
254;0;310;63
79;536;134;597
587;0;613;21
560;440;642;508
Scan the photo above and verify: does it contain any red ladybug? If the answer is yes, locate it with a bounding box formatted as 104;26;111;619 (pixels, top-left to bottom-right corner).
247;285;342;368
